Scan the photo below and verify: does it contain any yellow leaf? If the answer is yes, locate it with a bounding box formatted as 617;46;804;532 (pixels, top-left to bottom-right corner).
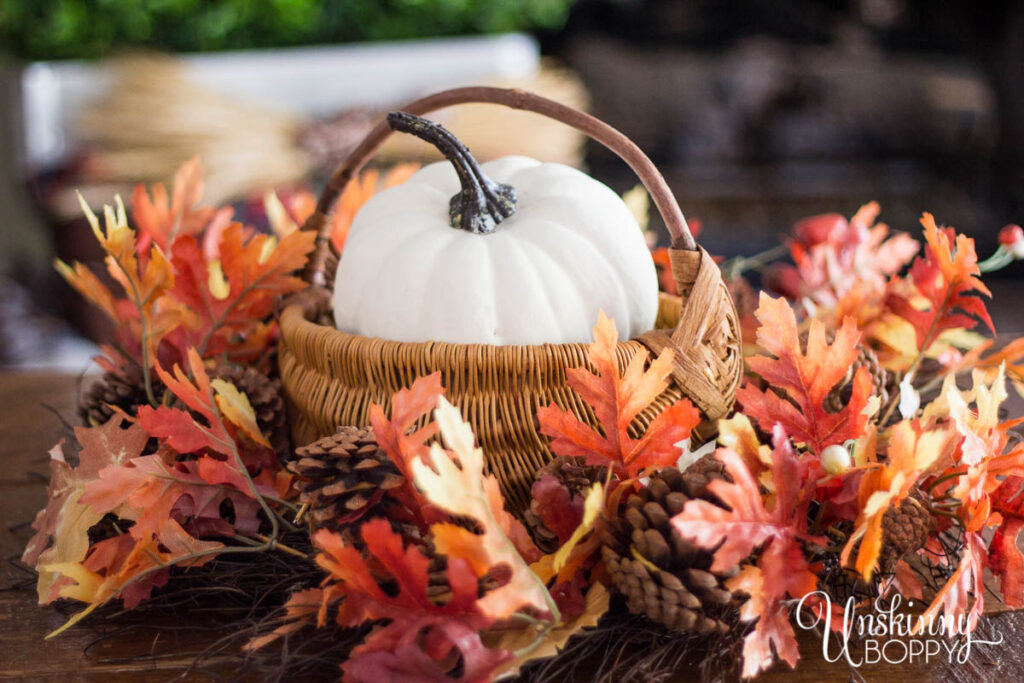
718;413;771;470
413;398;553;621
552;482;603;573
207;260;230;300
263;191;298;237
211;379;270;447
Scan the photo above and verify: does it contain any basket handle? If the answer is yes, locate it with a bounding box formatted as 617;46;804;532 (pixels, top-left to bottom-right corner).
299;86;698;287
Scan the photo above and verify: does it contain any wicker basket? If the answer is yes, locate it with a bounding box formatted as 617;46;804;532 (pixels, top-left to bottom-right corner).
278;87;742;513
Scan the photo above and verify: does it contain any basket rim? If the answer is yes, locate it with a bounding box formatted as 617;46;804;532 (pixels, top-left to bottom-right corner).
279;291;684;354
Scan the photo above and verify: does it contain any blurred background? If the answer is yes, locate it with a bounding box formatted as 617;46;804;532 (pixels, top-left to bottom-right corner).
1;0;1021;368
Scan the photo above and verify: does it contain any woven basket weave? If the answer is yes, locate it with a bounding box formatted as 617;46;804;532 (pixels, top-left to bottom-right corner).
278;87;742;513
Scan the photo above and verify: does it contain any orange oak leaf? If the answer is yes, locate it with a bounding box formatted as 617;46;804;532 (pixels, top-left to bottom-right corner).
132;155;228;253
413;398;549;622
169;222;314;358
369;372;443;482
886;214;993;353
138;348;253;457
841;421;953;580
314;519;511;682
22;416;150;603
537;312;701;479
737;293;872;454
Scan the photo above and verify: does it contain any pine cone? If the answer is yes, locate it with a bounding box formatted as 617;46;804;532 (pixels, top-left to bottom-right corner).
825;344;890;415
211;363;290;458
601;461;743;634
878;488;934;574
523;456;605;553
287;426;405;531
79;365;156;426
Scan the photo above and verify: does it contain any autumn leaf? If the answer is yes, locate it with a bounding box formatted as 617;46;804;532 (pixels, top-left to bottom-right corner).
672;428;823;678
486;583;609;679
537;312;701;479
132;155;227;253
22;416;150;603
772;202;918;307
369;372;443;482
841;421;954;580
211;378;270;447
413;398;551;621
886;214;993;354
80;452;273;539
169;222;314;358
313;519;511;683
138;349;240;457
552;482;603;574
737;293;872;454
45;518;223;638
989;476;1024;607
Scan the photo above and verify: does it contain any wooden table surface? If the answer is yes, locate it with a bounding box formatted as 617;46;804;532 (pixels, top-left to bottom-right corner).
2;370;1024;682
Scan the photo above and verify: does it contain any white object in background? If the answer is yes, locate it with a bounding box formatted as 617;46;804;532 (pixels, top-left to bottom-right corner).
19;33;539;169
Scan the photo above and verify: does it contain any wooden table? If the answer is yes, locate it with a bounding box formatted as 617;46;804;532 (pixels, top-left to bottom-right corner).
2;370;1024;681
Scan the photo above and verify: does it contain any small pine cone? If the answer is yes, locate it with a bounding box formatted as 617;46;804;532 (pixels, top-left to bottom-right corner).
878;488;934;574
523;456;605;553
287;426;404;531
211;363;290;458
825;344;890;414
601;461;743;634
79;365;155;426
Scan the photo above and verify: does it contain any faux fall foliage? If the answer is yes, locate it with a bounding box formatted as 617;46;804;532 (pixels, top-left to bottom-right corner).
24;157;1024;682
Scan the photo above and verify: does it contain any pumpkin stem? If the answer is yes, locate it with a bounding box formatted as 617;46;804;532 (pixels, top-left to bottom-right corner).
387;112;516;234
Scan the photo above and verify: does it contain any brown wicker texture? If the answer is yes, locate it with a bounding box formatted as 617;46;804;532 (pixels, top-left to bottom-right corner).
278;87;742;513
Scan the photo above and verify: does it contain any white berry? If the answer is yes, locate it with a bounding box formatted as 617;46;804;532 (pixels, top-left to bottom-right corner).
821;444;852;475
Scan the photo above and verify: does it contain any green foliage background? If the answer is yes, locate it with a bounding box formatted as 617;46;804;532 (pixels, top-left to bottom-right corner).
0;0;573;61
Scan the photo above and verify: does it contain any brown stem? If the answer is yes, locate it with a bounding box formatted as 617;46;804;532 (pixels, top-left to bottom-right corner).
386;112;515;234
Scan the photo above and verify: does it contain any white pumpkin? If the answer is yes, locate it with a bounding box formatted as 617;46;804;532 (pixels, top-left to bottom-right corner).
332;113;658;346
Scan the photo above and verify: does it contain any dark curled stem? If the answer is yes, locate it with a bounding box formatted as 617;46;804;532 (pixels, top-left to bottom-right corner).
386;111;516;234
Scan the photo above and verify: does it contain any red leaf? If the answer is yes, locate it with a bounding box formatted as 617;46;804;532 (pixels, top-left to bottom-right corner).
672;427;822;573
314;520;510;683
369;372;443;481
737;294;871;453
886;214;993;352
538;313;701;479
989;476;1024;607
529;475;585;544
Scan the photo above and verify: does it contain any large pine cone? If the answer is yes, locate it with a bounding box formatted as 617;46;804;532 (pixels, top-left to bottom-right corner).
524;456;605;553
211;363;290;458
79;365;156;426
878;487;934;574
601;459;743;634
287;426;405;532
